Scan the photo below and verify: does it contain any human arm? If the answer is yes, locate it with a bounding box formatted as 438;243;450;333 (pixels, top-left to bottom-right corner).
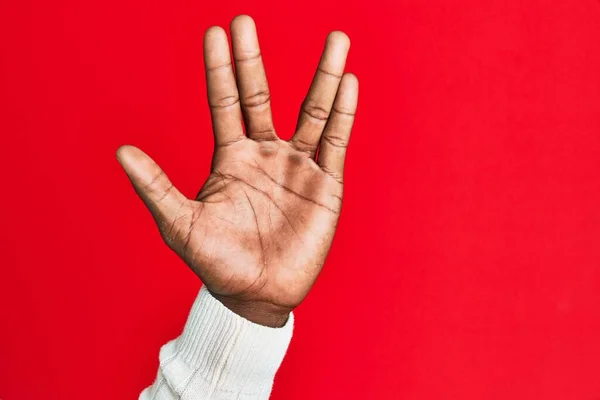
138;286;293;400
117;14;358;399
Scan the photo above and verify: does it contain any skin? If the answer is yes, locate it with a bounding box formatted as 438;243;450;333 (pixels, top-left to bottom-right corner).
117;15;358;327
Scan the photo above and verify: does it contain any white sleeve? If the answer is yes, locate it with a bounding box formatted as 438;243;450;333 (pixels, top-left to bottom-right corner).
139;285;294;400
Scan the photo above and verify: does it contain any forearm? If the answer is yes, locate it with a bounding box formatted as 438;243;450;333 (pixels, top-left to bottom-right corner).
140;285;294;400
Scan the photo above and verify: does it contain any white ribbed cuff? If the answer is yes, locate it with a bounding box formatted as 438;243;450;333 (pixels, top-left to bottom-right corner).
159;285;294;398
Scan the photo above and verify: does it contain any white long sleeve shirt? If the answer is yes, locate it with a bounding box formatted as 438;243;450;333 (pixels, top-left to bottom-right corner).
139;285;294;400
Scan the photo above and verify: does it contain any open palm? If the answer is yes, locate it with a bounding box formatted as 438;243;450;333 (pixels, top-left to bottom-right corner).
117;15;358;327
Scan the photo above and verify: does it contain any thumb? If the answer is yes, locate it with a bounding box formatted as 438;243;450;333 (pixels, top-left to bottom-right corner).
116;145;187;224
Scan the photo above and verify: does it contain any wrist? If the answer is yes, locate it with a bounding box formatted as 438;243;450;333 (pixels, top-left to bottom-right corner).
169;285;294;397
211;293;291;327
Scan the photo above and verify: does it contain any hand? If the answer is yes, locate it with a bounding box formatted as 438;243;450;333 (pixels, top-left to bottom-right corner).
117;15;358;327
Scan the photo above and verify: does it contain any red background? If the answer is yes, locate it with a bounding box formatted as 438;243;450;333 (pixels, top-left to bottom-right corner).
1;0;600;398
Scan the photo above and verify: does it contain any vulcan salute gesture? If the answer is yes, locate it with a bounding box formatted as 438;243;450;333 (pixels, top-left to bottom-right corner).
117;14;358;399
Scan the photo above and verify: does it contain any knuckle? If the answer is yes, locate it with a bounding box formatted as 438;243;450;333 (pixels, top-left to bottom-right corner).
322;133;349;148
235;51;262;63
242;89;271;108
320;165;345;184
290;137;317;156
302;101;330;121
142;170;166;194
210;95;240;109
206;61;232;72
333;105;356;116
317;66;343;79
